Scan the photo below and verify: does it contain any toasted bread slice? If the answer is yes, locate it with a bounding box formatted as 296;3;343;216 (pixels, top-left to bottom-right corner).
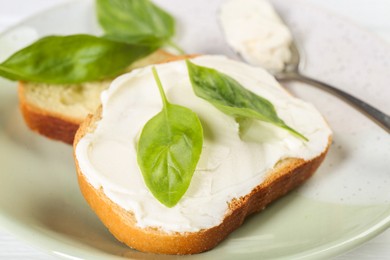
74;108;331;254
18;50;178;144
73;56;332;254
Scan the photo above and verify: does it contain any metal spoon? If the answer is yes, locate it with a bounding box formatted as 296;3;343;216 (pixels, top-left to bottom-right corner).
273;42;390;133
218;10;389;132
218;0;389;132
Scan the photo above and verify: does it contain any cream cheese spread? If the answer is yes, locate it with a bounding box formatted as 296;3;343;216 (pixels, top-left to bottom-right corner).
219;0;293;72
75;56;331;233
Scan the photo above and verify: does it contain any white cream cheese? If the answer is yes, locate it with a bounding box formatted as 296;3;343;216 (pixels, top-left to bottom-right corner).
75;56;331;233
219;0;293;72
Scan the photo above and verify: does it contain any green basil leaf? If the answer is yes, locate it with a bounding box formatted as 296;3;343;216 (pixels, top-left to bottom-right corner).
0;34;156;84
103;33;165;46
137;67;203;207
186;60;308;141
97;0;175;44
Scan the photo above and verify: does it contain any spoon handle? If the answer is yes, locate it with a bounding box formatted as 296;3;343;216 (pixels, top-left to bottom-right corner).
278;72;390;133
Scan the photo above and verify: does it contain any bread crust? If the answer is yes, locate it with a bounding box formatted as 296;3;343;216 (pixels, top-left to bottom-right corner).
73;108;331;255
18;50;188;144
18;83;81;144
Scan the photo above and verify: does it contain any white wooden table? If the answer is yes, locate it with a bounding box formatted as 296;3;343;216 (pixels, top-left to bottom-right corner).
0;0;389;259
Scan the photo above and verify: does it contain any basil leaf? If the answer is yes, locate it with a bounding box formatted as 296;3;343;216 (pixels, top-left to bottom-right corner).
103;33;165;46
0;35;156;84
186;60;308;141
97;0;175;44
137;67;203;208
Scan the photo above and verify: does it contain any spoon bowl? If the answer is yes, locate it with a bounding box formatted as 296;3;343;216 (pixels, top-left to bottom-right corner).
218;0;389;133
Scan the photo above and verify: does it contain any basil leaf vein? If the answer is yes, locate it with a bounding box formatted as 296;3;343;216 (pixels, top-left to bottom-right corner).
137;67;203;207
0;35;157;84
186;60;308;141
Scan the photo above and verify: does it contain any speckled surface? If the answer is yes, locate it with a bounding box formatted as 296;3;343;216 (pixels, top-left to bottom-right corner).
0;0;389;259
269;0;390;206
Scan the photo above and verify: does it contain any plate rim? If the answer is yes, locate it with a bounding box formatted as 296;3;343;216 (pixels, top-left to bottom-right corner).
0;0;389;259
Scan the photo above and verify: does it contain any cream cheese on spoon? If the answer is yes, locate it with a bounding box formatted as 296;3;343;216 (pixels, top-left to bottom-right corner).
75;56;331;233
219;0;292;72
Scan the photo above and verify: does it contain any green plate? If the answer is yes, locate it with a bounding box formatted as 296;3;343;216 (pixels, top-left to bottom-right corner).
0;0;389;259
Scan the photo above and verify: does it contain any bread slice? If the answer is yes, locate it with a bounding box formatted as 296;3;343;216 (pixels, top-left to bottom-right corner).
74;103;331;254
18;50;178;144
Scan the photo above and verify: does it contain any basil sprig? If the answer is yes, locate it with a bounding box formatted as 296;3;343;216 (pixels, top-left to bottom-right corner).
0;35;157;84
0;0;178;84
137;67;203;207
96;0;183;53
186;60;308;141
